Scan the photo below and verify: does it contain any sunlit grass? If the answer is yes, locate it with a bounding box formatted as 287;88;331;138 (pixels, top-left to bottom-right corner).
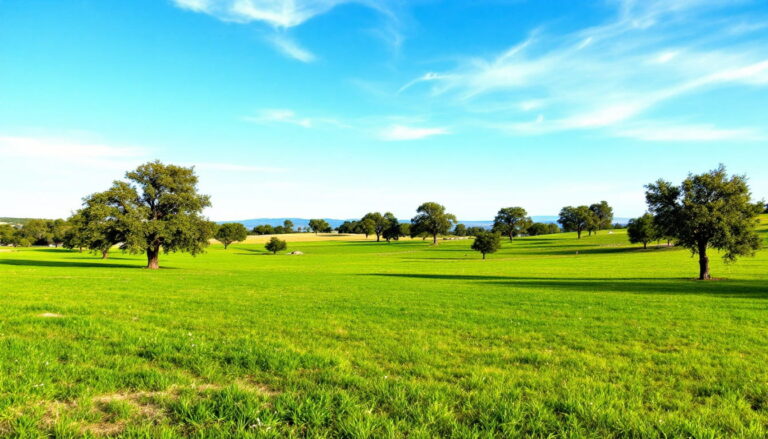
0;216;766;437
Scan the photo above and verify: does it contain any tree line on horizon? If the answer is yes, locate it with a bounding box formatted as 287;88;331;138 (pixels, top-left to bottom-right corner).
0;162;763;277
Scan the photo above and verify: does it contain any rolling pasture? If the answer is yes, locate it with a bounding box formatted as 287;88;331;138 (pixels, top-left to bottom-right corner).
1;217;767;438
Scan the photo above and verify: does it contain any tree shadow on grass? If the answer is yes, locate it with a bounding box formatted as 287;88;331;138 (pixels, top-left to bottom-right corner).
362;273;768;299
0;258;173;269
235;248;270;256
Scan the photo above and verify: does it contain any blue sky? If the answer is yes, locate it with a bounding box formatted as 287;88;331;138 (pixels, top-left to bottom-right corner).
1;0;767;221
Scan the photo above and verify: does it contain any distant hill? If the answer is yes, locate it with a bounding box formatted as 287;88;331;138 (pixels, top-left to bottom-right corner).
221;216;631;230
0;217;39;226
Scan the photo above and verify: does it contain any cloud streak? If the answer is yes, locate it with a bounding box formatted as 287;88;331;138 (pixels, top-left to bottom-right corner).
172;0;401;61
379;125;449;141
401;0;768;141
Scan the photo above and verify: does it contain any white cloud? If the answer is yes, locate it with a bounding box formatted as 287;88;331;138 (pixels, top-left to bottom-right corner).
614;122;764;142
0;136;146;164
243;109;350;129
379;125;449;141
268;34;316;62
172;0;350;28
172;0;401;61
400;0;768;138
245;109;313;127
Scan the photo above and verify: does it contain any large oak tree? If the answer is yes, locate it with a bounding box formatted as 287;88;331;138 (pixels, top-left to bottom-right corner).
557;206;595;239
645;165;762;280
411;202;456;245
492;207;532;241
93;161;216;269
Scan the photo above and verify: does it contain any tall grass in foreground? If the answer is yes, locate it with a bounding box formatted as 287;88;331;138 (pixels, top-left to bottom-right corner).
0;217;766;437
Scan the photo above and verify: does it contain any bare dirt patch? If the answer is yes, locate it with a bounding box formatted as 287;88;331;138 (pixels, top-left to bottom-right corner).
37;381;277;436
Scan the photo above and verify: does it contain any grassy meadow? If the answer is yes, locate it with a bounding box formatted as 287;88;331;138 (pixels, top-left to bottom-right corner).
1;216;767;438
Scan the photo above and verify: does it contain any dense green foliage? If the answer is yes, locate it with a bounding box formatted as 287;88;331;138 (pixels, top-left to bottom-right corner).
646;165;763;280
0;217;767;437
492;207;531;241
361;212;398;242
308;219;332;234
588;201;614;234
216;223;249;250
526;222;560;236
410;202;457;244
264;236;288;254
557;206;595;239
470;231;501;259
627;213;657;249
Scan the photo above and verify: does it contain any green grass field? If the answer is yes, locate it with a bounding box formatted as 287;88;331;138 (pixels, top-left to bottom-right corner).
1;217;767;438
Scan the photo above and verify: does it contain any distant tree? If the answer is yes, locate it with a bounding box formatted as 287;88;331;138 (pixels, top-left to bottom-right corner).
361;212;398;242
398;223;410;238
646;165;763;280
627;214;657;249
337;220;358;234
273;225;286;234
252;224;275;235
0;224;15;246
11;231;31;247
48;219;69;248
453;223;467;236
216;223;248;249
20;219;53;246
471;232;501;259
493;207;532;240
382;215;404;242
411;202;457;245
527;222;560;236
764;203;768;213
113;161;215;269
356;218;375;238
63;212;89;252
558;206;595;239
588;201;614;235
283;220;294;233
265;237;287;254
308;219;331;234
466;226;487;237
612;222;625;229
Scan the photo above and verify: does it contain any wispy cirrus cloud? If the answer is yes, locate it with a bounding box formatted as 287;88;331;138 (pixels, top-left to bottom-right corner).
0;136;145;161
379;125;449;141
614;122;765;142
243;109;349;128
173;0;351;28
400;0;768;141
267;34;316;62
172;0;401;62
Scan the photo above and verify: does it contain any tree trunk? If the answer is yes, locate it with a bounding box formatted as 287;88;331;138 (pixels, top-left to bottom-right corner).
577;229;582;239
79;247;83;253
482;253;486;260
376;233;380;242
432;233;438;245
101;249;109;259
667;239;671;247
643;242;647;249
147;246;160;270
698;242;710;280
508;232;513;241
224;243;229;250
